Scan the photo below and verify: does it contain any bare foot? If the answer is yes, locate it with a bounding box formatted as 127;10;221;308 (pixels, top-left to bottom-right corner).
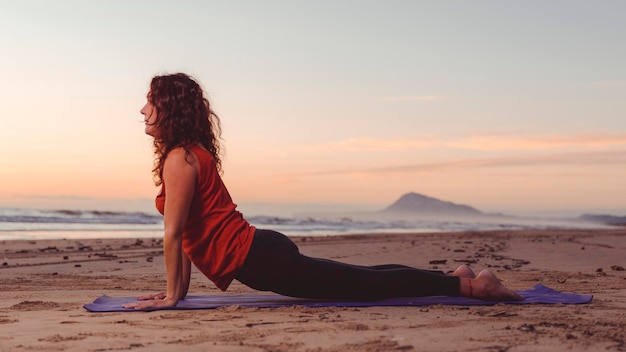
468;270;524;301
448;264;476;278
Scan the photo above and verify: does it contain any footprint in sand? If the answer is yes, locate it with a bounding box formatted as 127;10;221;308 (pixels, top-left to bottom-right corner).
10;301;60;311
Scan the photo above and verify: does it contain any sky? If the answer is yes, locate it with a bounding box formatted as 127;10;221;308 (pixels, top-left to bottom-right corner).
0;0;625;217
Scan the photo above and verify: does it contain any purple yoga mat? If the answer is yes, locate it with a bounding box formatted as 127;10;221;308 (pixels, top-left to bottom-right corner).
83;284;592;312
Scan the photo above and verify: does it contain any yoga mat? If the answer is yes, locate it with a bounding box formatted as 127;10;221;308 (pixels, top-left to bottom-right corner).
84;284;592;312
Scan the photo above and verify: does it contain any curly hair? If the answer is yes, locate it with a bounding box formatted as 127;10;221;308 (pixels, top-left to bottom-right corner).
147;73;223;186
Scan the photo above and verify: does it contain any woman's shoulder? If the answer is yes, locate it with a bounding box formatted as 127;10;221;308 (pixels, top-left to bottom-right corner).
167;145;194;158
187;144;217;163
166;143;217;166
167;144;208;156
164;146;199;168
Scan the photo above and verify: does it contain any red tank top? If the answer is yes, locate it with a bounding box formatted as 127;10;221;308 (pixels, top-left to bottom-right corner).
155;145;255;291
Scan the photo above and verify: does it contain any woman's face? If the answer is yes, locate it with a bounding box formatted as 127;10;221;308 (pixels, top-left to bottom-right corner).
140;100;158;137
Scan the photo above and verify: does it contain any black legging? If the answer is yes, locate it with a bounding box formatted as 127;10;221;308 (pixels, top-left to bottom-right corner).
235;229;460;300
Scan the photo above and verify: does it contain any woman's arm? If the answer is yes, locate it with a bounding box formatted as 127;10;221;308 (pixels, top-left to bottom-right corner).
180;248;192;300
124;147;197;310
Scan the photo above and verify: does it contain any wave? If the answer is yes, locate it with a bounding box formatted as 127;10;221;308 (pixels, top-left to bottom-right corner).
245;215;550;235
0;208;163;225
0;208;611;240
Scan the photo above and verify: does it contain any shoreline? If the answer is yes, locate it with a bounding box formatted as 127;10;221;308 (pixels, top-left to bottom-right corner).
1;229;625;351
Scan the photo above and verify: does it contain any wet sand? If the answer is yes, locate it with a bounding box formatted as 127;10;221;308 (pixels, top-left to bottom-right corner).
1;229;625;351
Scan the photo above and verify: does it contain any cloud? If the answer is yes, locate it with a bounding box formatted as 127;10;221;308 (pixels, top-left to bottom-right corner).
289;149;626;177
307;137;440;152
12;194;155;202
447;133;626;151
593;80;626;88
14;194;95;200
305;132;626;153
382;95;447;102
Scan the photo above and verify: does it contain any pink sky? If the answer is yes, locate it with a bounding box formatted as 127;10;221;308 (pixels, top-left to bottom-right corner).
1;1;625;217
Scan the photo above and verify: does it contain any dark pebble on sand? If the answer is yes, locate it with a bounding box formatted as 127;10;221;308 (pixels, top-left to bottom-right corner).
39;246;59;252
94;252;117;258
63;256;68;260
518;324;535;332
146;257;153;262
611;265;625;271
429;259;447;265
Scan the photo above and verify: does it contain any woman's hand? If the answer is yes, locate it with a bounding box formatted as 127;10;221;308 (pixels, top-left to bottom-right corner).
137;292;167;301
123;296;178;310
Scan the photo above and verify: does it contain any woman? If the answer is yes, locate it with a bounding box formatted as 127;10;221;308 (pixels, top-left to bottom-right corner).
124;73;523;310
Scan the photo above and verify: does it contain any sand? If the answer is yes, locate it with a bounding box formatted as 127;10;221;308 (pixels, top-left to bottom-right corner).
1;229;625;351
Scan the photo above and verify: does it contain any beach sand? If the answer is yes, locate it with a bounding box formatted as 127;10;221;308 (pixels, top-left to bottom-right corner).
1;229;625;351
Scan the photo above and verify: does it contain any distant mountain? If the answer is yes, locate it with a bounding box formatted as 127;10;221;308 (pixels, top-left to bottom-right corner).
578;214;626;225
381;192;483;216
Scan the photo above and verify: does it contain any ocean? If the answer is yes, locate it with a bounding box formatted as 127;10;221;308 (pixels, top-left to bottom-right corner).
0;207;612;241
